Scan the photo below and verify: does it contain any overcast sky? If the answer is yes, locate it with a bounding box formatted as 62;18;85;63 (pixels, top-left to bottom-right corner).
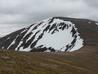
0;0;98;36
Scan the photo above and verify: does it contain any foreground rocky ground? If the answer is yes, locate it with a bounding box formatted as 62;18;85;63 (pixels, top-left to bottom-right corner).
0;45;98;74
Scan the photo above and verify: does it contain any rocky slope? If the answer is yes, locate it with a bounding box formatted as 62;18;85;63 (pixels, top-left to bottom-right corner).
0;17;98;52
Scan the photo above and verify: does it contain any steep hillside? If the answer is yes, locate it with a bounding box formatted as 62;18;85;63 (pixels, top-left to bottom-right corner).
0;17;98;52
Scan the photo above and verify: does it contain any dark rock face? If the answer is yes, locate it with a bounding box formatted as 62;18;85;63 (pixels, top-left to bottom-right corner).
0;17;97;52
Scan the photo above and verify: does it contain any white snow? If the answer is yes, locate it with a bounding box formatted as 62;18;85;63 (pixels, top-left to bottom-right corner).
44;50;51;52
69;34;84;52
23;24;36;38
7;39;16;49
7;35;19;49
19;46;32;52
88;21;91;24
96;22;98;25
15;41;23;51
35;26;74;51
15;18;84;52
35;18;84;52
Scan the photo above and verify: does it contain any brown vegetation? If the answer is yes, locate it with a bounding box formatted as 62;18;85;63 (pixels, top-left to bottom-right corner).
0;45;98;74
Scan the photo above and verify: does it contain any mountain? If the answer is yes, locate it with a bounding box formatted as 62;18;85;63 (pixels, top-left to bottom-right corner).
0;17;98;52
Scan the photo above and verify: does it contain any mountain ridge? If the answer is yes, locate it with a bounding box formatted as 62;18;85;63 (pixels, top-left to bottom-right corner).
0;17;98;52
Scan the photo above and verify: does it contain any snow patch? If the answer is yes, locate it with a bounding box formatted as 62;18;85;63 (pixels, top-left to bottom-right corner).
96;22;98;25
35;19;84;52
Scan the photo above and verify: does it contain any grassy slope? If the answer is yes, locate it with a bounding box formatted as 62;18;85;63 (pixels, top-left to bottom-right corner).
0;46;98;74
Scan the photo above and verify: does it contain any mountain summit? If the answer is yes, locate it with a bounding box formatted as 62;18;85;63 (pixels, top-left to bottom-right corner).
0;17;98;52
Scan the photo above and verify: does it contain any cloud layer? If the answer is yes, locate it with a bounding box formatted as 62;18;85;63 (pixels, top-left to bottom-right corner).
0;0;98;36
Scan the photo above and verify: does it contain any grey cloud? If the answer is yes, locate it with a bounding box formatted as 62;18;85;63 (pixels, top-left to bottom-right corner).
0;0;98;36
84;0;98;8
